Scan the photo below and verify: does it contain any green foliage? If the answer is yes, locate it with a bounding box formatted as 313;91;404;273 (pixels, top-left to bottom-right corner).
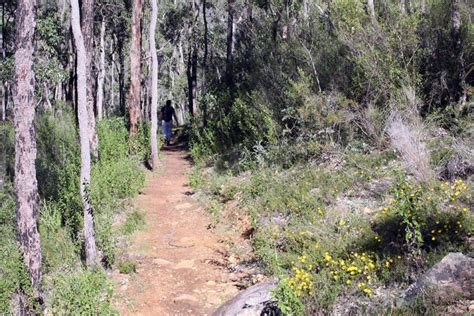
36;108;82;233
0;56;14;82
39;203;79;273
1;113;148;313
48;269;116;315
0;186;31;314
97;118;129;162
121;209;146;236
0;122;15;180
374;176;473;257
189;92;277;164
128;121;152;162
274;278;304;316
194;146;472;312
117;260;137;274
91;118;146;266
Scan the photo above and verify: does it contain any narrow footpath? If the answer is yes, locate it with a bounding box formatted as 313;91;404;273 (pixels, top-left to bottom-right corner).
112;144;239;315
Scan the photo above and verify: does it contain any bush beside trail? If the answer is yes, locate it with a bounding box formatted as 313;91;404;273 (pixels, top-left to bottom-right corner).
0;110;149;314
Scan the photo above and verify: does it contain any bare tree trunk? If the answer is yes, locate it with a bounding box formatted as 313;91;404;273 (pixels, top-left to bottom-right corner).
1;83;7;121
149;0;159;169
186;44;198;117
2;2;7;121
303;0;309;20
13;0;42;304
110;46;115;116
96;17;106;120
128;0;143;136
367;0;377;26
81;0;99;158
43;82;52;111
400;0;406;14
226;0;235;99
71;0;98;267
66;35;75;104
422;0;428;15
117;33;126;116
202;0;209;126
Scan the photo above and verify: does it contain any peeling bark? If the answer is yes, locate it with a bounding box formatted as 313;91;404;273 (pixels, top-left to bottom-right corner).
13;0;42;303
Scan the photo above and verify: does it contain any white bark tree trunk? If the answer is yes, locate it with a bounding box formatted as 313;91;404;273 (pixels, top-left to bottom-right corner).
1;81;7;121
13;0;42;302
368;0;377;26
110;37;115;116
149;0;159;169
71;0;98;267
96;17;106;120
81;0;99;158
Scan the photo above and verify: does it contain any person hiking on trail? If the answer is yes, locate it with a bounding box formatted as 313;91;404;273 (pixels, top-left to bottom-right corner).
160;100;178;146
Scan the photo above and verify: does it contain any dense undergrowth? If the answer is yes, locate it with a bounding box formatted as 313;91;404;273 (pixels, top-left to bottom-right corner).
187;1;473;314
0;107;151;314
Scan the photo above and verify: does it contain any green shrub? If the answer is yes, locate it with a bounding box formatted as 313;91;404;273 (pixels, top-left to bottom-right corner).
96;118;129;162
0;187;32;314
122;209;146;236
39;203;79;273
374;176;473;256
117;259;137;274
48;269;115;315
36;109;82;235
128;121;151;162
0;122;14;181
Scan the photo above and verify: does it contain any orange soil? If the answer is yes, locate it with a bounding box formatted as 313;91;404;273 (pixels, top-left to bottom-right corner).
112;144;239;315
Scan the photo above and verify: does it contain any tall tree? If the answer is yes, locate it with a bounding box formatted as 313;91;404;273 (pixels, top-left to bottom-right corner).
1;1;8;121
367;0;377;27
71;0;98;267
81;0;99;157
226;0;235;91
96;15;106;120
149;0;159;168
13;0;42;304
127;0;143;136
201;0;209;126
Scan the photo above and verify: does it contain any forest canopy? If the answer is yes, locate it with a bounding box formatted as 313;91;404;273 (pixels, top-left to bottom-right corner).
0;0;473;314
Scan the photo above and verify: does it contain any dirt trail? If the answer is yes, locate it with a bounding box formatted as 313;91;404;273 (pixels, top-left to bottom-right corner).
112;144;239;315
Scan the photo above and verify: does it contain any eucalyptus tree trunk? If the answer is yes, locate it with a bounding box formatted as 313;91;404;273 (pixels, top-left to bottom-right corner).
1;83;6;121
1;3;7;121
226;0;235;92
367;0;377;26
80;0;99;158
149;0;159;169
421;0;427;15
13;0;42;302
96;17;106;120
202;0;209;126
110;43;115;115
186;44;198;116
400;0;406;14
303;0;309;20
71;0;98;267
127;0;143;136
